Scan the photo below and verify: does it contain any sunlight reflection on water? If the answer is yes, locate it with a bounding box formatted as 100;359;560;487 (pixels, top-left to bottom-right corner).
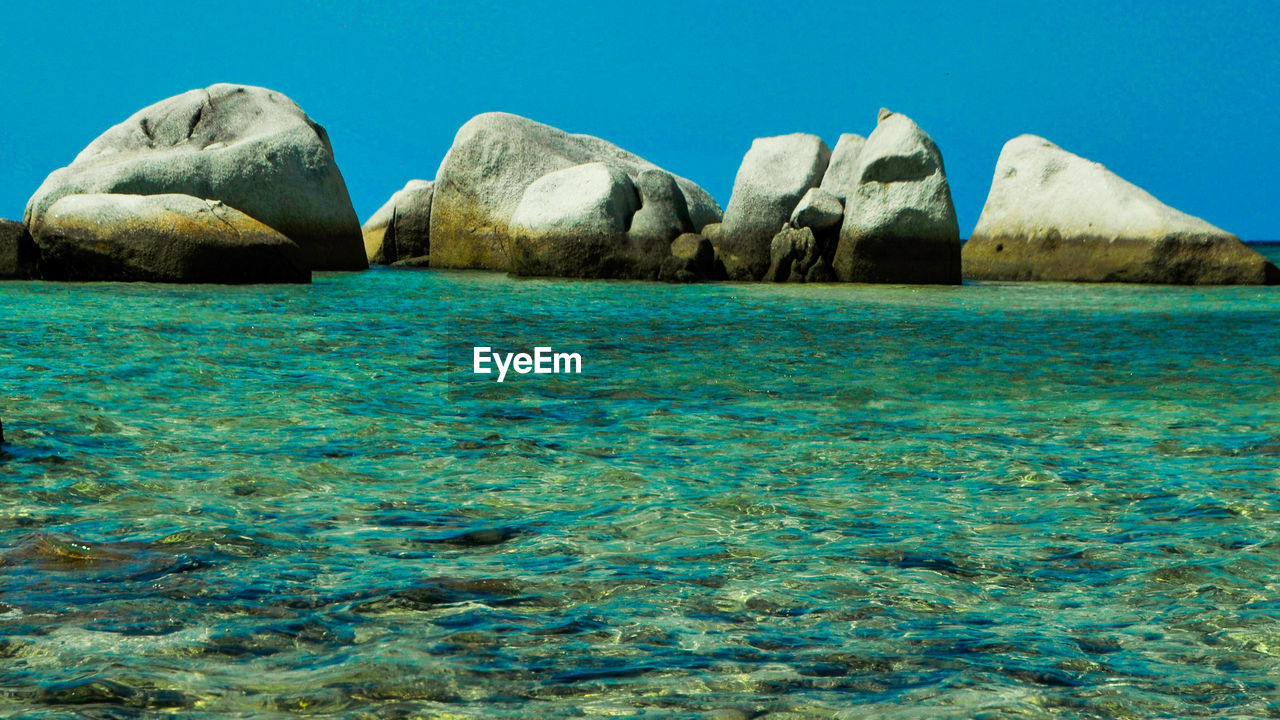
1;264;1278;717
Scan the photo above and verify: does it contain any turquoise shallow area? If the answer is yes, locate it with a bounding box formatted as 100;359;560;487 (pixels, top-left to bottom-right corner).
1;255;1278;718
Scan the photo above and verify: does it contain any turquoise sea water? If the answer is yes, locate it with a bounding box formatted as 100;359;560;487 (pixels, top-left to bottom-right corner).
1;246;1278;718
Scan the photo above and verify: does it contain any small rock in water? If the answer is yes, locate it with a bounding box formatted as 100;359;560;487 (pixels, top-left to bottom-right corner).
363;179;434;265
0;220;38;279
660;232;717;282
3;533;132;565
424;527;522;547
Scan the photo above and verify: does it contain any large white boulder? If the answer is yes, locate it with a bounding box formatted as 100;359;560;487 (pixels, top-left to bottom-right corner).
429;112;720;274
715;133;831;280
833;109;960;284
818;133;867;202
25;84;366;270
510;162;659;277
963;135;1278;284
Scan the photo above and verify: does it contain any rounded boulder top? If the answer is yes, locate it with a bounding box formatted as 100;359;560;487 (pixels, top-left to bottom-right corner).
24;83;366;271
429;112;721;273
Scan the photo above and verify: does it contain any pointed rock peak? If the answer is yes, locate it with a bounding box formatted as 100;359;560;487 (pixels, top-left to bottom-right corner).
858;111;943;184
819;134;868;201
964;133;1275;285
877;107;895;123
974;135;1229;239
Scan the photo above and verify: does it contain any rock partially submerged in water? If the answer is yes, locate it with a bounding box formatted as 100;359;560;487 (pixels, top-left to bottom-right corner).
25;83;366;271
0;219;38;279
429;112;721;277
764;226;817;282
31;193;309;283
660;232;717;282
363;179;434;265
833;109;961;284
509;162;644;277
964;135;1279;284
715;133;831;280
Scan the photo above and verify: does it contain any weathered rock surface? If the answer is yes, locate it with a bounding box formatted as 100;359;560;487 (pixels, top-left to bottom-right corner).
717;134;831;280
30;193;309;283
964;135;1278;284
363;180;433;265
25;84;365;270
429;112;720;274
660;232;717;282
630;169;693;245
789;188;844;232
833;110;960;284
510;163;656;278
819;133;867;202
700;223;730;280
0;219;38;279
764;226;820;283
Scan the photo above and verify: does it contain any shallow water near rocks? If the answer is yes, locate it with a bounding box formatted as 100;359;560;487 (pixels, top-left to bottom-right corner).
1;246;1278;718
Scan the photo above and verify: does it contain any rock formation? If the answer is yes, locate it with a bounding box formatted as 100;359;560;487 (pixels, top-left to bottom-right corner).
818;133;867;202
832;109;960;284
363;180;434;265
509;163;643;277
429;112;720;278
789;188;844;233
0;219;37;279
715;134;831;280
659;233;717;282
30;193;309;283
25;83;365;271
964;135;1278;284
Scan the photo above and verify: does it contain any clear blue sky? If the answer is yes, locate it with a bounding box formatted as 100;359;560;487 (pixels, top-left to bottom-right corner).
3;1;1277;239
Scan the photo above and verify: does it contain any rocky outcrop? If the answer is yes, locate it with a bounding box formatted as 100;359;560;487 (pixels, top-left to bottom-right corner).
833;109;960;284
0;219;38;279
509;163;649;277
25;84;365;271
715;134;831;280
818;133;867;202
363;180;433;265
630;169;693;246
789;188;843;232
759;189;844;283
765;227;825;283
659;233;717;282
964;135;1278;285
429;112;720;276
30;193;309;284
